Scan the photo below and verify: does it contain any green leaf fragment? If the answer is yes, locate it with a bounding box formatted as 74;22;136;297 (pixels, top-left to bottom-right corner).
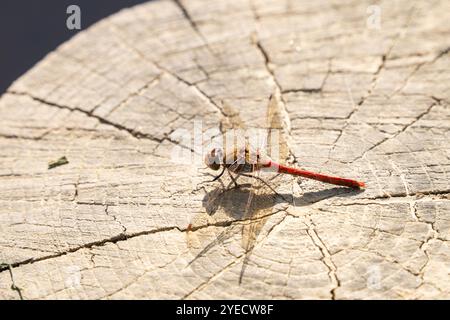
48;156;69;169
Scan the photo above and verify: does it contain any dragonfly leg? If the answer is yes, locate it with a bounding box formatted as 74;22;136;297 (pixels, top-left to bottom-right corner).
211;166;226;182
228;170;240;188
240;173;288;200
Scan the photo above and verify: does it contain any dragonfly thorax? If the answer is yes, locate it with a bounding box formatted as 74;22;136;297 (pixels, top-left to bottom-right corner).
205;146;271;173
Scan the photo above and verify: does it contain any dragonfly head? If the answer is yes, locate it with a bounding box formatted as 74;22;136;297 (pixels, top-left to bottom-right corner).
204;148;222;170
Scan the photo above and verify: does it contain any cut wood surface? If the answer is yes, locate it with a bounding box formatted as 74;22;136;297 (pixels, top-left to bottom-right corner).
1;0;450;299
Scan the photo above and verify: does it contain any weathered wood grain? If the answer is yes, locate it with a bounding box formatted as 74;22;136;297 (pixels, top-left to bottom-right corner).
0;0;449;299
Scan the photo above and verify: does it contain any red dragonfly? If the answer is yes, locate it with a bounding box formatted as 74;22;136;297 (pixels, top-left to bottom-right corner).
187;93;364;285
205;144;365;189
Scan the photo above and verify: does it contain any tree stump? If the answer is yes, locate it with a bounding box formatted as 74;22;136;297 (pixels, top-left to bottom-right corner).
1;0;450;299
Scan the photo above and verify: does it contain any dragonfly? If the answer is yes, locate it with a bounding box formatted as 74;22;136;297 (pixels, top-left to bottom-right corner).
188;93;364;284
205;143;365;189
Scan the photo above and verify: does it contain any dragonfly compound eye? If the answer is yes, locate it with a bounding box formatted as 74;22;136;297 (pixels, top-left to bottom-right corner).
204;148;222;170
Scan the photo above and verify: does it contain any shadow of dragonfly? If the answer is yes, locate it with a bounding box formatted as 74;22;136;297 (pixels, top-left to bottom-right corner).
187;174;363;284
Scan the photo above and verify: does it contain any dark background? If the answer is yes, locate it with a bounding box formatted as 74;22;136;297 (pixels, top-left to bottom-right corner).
0;0;150;95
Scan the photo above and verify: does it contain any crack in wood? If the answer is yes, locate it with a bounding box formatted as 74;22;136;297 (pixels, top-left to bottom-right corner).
304;220;340;299
0;264;24;300
351;101;439;163
107;21;228;120
6;90;197;155
172;0;217;57
390;45;450;98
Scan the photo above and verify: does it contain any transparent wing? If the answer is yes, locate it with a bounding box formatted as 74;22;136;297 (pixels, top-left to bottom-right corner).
239;93;290;282
188;94;290;284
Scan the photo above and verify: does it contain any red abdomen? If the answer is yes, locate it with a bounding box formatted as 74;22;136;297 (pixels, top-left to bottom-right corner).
266;161;365;188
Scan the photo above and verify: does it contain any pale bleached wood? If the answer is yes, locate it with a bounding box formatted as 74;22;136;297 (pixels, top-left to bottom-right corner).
1;0;450;299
